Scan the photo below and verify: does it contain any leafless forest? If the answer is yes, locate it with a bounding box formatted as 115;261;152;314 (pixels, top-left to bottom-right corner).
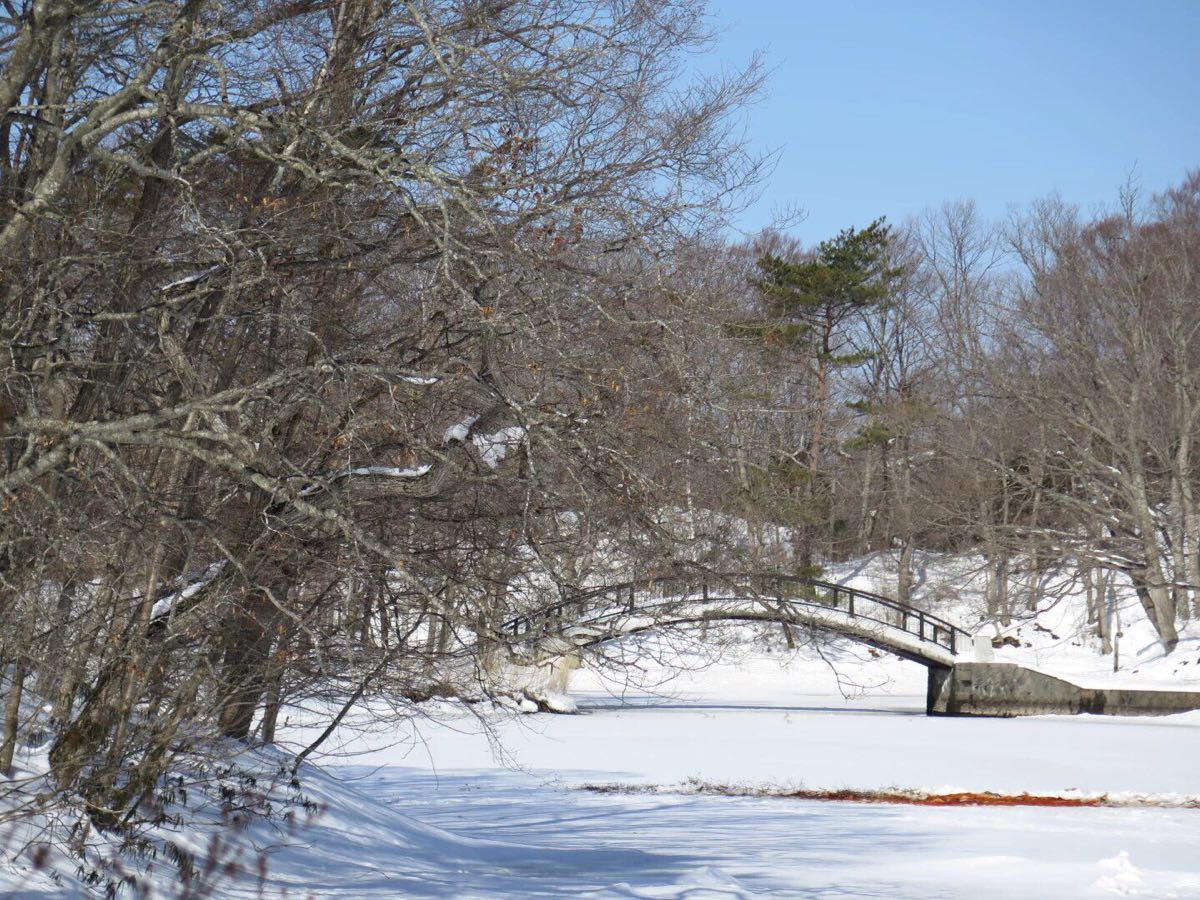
1;0;1198;881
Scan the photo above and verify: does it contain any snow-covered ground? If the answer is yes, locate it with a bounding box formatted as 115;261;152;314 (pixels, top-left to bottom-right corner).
5;553;1200;897
250;640;1199;898
823;551;1200;691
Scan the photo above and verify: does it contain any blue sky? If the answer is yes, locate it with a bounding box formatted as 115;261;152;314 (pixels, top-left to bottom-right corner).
703;0;1200;243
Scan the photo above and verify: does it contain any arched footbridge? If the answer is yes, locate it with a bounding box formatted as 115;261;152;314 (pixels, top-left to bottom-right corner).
497;572;1200;717
501;573;971;669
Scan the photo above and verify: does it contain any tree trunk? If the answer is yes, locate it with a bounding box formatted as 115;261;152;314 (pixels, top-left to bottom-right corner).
1095;568;1113;654
0;657;28;776
996;554;1010;625
259;660;284;745
216;567;292;742
897;541;914;606
34;582;76;700
216;588;280;741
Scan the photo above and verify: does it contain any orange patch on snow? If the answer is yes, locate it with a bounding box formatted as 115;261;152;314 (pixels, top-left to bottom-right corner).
793;789;1106;807
582;783;1200;809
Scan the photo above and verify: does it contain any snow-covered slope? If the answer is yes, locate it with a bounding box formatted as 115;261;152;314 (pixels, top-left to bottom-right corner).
2;739;664;898
822;551;1200;691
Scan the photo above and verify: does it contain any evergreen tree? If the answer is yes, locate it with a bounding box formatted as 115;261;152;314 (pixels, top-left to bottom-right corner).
750;219;902;566
753;218;899;361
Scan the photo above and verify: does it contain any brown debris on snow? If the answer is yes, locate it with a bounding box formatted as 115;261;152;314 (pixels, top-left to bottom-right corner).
580;782;1200;809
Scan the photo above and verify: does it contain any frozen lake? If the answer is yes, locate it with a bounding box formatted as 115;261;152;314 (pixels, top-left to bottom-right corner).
275;654;1200;898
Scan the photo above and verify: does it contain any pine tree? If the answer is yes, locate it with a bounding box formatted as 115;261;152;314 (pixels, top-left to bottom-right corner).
753;218;898;358
750;219;902;566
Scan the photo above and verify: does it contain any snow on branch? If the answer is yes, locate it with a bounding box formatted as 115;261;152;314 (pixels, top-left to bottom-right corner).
150;561;227;621
473;426;526;469
339;465;432;479
441;415;527;468
160;266;219;292
298;463;434;497
443;416;479;444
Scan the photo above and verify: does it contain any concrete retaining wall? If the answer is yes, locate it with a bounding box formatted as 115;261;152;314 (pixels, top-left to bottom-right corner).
927;662;1200;717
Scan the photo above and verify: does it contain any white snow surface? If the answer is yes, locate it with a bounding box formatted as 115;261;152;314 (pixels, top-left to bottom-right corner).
262;637;1200;899
440;416;526;468
6;551;1200;897
821;551;1200;692
472;425;526;469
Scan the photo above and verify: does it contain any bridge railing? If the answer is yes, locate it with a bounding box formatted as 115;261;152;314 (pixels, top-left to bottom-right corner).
501;573;971;657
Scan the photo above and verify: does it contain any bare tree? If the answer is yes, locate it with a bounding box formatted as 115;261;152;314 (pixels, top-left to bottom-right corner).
0;0;766;855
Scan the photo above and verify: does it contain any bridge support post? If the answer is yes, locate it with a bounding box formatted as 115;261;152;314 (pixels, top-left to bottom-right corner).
926;664;953;716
